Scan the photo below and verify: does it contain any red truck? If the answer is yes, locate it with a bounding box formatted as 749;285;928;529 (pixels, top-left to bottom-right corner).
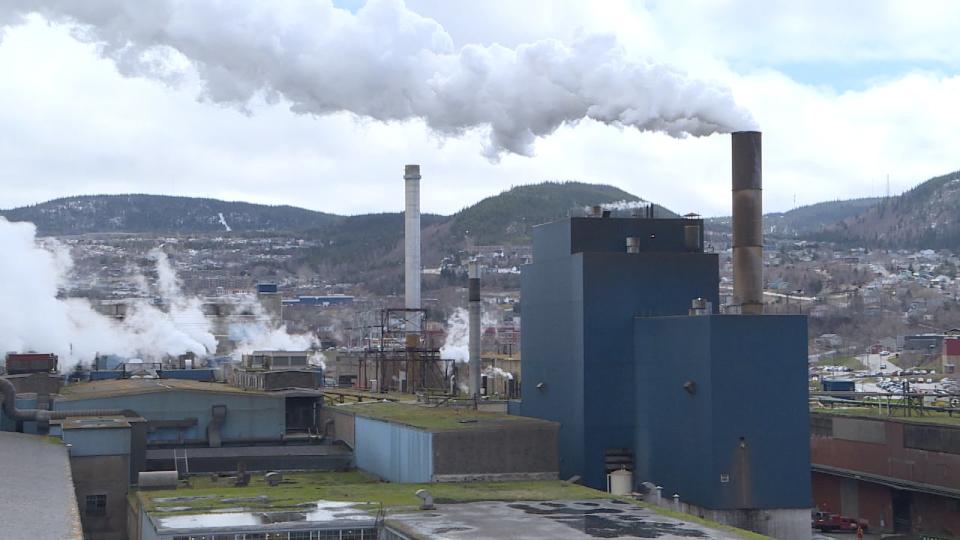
813;511;869;533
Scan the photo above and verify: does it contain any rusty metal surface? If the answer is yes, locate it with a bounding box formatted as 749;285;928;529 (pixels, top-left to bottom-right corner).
810;414;960;491
731;131;763;313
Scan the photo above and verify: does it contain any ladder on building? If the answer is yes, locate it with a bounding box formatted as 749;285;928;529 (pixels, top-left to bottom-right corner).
174;448;190;478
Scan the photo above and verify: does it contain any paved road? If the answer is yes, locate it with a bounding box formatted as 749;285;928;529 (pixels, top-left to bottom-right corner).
860;353;900;372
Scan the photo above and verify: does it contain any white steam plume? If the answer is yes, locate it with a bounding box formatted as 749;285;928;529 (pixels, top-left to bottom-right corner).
440;307;469;363
0;218;216;367
599;200;652;211
440;306;500;362
0;217;318;370
1;0;756;159
485;366;514;381
227;294;320;365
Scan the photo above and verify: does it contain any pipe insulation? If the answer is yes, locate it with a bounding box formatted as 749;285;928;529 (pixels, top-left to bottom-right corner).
468;261;482;397
731;131;763;314
1;377;138;426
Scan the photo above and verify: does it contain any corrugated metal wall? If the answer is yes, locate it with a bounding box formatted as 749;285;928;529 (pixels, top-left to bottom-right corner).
354;417;432;483
54;391;285;442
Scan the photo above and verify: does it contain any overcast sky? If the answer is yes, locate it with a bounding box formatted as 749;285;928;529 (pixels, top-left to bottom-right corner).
1;0;958;217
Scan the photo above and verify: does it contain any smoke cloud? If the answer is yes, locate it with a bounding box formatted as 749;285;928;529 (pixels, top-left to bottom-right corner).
0;217;316;369
440;307;469;362
1;0;756;159
439;306;501;363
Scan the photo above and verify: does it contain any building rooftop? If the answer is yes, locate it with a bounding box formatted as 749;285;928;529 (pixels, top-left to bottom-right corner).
137;471;600;515
337;401;556;432
135;471;763;539
58;377;321;400
0;432;82;540
387;499;755;540
812;407;960;426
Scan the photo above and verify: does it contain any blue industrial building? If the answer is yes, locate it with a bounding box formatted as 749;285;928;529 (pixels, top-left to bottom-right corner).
516;214;811;536
283;294;355;307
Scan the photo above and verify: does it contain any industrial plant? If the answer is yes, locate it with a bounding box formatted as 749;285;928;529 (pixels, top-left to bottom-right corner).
2;135;958;540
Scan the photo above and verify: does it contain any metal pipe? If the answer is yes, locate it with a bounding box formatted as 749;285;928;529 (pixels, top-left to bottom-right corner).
732;131;763;314
404;165;421;315
468;261;482;398
1;377;137;426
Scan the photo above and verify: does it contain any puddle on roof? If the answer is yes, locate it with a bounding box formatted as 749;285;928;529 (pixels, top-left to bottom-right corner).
157;500;372;529
508;502;710;539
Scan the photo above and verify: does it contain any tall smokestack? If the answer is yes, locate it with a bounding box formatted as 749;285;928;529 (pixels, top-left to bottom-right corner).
404;165;421;315
468;261;482;397
732;131;763;314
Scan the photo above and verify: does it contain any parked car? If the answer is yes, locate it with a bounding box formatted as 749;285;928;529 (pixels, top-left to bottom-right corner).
812;511;869;533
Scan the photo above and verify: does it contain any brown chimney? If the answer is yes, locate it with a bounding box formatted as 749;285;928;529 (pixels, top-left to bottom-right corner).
732;131;763;314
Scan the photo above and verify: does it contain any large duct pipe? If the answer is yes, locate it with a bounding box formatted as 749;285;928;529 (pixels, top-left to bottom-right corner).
1;377;137;426
404;165;422;317
468;261;482;398
732;131;763;314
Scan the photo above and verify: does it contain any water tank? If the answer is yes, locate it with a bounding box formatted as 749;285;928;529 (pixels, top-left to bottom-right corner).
607;468;632;496
138;471;179;489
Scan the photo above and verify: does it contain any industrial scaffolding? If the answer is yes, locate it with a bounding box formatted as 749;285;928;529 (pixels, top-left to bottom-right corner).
356;308;455;394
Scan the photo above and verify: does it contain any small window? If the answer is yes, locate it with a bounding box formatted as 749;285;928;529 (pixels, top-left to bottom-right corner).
84;494;107;516
289;532;311;540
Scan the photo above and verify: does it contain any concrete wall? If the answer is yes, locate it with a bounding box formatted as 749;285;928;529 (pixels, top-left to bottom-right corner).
71;454;130;540
54;390;286;443
431;423;559;480
321;406;356;447
355;416;432;483
634;315;812;511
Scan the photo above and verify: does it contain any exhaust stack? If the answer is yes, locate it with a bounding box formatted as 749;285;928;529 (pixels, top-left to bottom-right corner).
732;131;763;314
468;261;482;397
404;165;421;314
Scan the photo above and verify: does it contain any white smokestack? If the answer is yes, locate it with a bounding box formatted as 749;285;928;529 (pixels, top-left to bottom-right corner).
404;164;421;312
0;0;756;160
468;261;481;398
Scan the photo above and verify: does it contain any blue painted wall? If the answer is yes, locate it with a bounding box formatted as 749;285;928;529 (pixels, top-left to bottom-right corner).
580;252;719;488
62;425;131;457
354;416;432;483
518;217;718;487
159;369;215;382
54;391;285;443
634;315;811;510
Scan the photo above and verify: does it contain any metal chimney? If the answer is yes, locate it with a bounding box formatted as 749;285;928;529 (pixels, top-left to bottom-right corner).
731;131;763;314
404;165;421;314
468;261;482;397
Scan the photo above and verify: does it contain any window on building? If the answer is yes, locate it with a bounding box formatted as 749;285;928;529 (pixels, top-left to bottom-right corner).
315;531;340;540
84;494;107;516
289;532;311;540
